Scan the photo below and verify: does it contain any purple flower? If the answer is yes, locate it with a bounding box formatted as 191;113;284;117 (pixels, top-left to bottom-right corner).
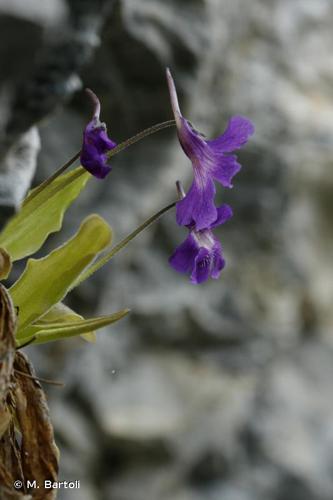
169;202;233;284
166;68;254;231
80;89;117;179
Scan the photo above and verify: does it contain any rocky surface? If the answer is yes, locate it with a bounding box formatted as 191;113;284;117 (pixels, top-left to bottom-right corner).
1;0;333;499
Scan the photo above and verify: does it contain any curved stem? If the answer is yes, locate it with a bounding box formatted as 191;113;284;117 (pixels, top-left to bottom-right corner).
106;119;175;159
24;119;176;204
24;151;81;204
72;201;176;288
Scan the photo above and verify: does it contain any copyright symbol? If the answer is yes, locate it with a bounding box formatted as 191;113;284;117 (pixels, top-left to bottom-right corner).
14;480;22;489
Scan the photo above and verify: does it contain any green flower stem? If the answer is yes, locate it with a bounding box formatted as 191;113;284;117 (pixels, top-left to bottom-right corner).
25;119;176;204
72;201;176;288
106;119;175;158
24;151;81;203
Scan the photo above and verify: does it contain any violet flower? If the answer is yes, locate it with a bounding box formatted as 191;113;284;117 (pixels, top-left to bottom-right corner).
169;197;233;284
80;89;117;179
166;68;254;231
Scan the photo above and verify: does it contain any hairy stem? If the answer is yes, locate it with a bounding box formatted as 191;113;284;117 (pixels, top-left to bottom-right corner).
24;119;176;204
72;201;176;288
106;120;175;158
24;151;81;203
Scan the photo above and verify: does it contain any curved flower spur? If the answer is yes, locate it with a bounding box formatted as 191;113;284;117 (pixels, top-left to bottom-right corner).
166;68;254;231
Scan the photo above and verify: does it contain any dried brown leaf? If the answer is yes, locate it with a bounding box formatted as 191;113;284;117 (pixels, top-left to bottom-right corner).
0;292;58;499
0;486;32;499
0;284;16;438
0;417;25;494
13;353;59;500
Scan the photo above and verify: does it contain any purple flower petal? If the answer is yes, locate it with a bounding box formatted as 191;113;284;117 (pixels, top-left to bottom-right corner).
191;247;211;284
211;240;225;279
176;176;217;230
207;116;255;153
211;203;233;228
169;210;229;284
211;154;241;188
169;233;199;274
80;89;117;179
86;125;116;152
80;149;111;179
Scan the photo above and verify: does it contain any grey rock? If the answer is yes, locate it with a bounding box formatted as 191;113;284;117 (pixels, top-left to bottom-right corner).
0;127;40;224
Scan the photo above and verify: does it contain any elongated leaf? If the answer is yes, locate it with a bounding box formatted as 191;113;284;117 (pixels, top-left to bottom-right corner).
36;302;83;324
14;352;59;499
23;302;96;343
15;309;129;347
10;214;112;335
0;167;90;261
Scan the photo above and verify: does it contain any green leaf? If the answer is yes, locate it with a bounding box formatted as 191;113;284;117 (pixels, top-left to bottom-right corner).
32;302;96;342
0;167;90;261
36;302;83;324
29;302;96;343
10;214;112;335
15;309;130;347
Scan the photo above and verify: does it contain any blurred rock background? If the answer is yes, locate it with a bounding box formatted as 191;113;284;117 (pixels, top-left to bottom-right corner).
1;0;333;499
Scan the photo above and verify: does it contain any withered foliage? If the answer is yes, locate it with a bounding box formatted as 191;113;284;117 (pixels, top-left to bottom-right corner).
0;283;16;436
0;285;59;500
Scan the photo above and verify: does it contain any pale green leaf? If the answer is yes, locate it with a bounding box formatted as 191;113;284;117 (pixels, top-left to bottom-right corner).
36;302;83;324
15;309;129;347
11;214;112;335
81;332;96;343
0;167;90;261
27;302;96;343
